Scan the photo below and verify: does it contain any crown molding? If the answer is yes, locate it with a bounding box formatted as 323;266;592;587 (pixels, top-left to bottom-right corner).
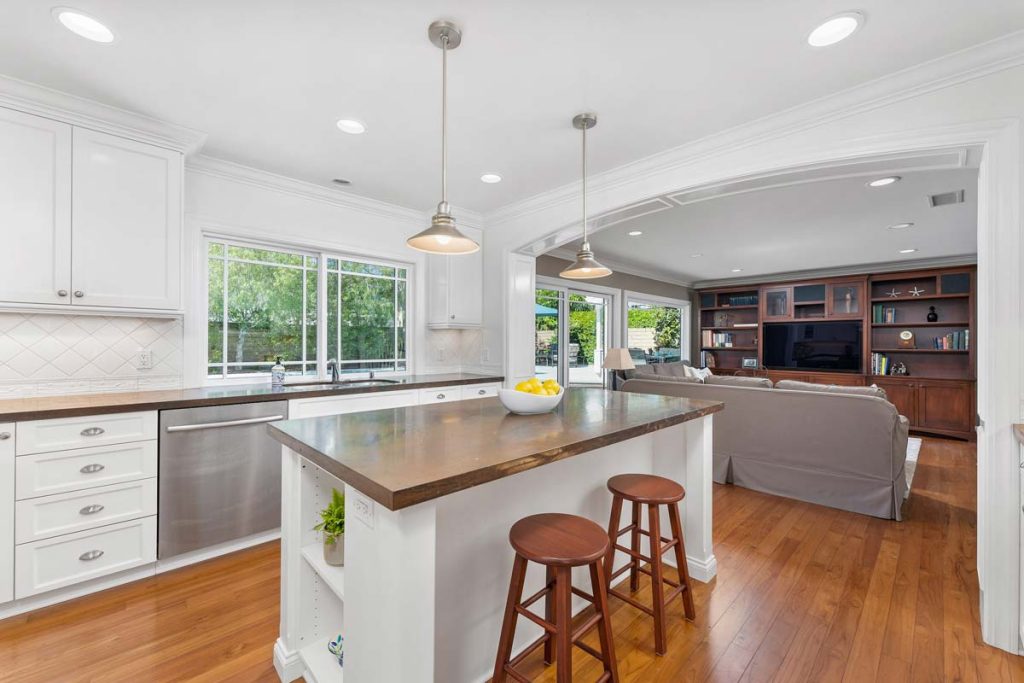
485;29;1024;229
690;254;977;289
545;248;694;289
0;73;206;154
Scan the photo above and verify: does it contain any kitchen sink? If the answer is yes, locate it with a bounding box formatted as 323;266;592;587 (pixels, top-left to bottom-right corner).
287;379;402;389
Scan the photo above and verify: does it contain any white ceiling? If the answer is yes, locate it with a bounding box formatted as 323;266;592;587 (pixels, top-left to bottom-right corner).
1;1;1022;214
579;166;979;284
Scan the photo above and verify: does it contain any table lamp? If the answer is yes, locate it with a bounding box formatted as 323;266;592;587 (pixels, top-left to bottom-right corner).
602;348;635;390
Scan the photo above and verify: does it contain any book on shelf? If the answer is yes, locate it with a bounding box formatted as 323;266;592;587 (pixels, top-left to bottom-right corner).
702;329;735;348
872;304;897;323
870;352;891;376
931;330;969;350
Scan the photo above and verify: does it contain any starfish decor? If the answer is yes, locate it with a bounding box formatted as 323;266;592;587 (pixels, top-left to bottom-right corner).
909;287;925;297
886;288;901;298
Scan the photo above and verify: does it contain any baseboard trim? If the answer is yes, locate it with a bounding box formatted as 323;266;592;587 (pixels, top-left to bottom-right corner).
273;638;304;683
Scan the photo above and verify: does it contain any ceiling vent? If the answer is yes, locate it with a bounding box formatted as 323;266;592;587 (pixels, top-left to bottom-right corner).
929;189;965;207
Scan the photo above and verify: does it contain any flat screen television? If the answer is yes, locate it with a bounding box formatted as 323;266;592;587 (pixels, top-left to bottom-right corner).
763;321;863;373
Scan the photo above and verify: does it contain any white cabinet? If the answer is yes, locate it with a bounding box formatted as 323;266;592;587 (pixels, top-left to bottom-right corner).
0;106;183;312
0;108;72;305
0;425;13;604
461;383;499;400
427;226;483;328
71;129;182;310
15;410;158;456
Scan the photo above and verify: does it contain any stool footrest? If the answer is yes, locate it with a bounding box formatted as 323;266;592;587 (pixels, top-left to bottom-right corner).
514;604;556;634
637;563;682;589
571;611;604;644
608;587;655;617
519;581;554;610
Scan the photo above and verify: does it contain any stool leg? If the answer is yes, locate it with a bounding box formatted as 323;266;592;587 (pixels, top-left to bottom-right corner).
668;502;696;620
492;554;528;683
629;501;641;592
544;564;556;665
647;504;667;655
555;566;574;683
604;494;623;591
589;560;620;683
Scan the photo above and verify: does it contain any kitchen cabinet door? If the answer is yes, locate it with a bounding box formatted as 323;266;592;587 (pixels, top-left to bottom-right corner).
71;129;182;310
874;380;918;424
0;424;13;604
0;108;72;305
427;226;482;328
916;380;973;434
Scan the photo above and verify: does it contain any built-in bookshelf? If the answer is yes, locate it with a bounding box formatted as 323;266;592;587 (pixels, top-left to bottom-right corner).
697;266;976;440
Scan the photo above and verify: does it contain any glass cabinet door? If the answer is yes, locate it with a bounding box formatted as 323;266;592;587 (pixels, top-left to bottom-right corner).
828;282;863;318
762;287;791;319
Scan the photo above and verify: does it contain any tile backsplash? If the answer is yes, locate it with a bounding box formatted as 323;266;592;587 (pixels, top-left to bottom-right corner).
0;313;183;398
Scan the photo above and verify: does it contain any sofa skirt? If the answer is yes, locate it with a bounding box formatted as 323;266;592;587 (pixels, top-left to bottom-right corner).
714;453;907;521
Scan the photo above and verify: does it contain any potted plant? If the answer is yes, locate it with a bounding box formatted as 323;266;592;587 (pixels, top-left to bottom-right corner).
314;488;345;566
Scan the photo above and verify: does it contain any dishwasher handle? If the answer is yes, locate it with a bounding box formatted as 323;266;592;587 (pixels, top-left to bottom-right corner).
165;414;285;433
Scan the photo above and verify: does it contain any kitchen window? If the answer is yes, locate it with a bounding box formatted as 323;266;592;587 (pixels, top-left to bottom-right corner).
207;240;409;378
625;293;690;366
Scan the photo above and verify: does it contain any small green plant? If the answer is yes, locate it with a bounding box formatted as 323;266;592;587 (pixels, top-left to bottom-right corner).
314;489;345;543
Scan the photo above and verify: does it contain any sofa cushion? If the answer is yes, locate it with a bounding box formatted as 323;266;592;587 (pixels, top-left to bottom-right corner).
641;374;703;384
705;375;773;389
775;379;887;400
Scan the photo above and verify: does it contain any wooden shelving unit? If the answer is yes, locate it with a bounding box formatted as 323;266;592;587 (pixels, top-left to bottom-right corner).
697;265;976;440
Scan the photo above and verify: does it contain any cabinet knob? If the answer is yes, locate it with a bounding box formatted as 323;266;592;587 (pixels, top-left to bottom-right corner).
80;427;105;437
79;550;105;562
478;389;486;395
74;290;85;298
57;289;68;297
80;463;105;474
437;393;445;400
0;432;10;440
79;504;105;516
450;314;455;320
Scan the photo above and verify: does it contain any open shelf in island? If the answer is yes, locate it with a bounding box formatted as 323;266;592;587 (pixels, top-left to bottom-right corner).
301;542;345;600
300;636;344;683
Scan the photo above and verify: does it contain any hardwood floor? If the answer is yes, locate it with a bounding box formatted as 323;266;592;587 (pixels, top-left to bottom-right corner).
1;437;1020;682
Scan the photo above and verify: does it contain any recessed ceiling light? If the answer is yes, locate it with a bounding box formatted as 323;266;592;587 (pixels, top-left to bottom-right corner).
332;178;351;186
807;12;864;47
690;253;703;258
53;8;115;43
898;248;918;254
335;119;366;135
868;176;901;187
628;230;643;237
888;222;914;230
480;173;502;184
731;268;743;273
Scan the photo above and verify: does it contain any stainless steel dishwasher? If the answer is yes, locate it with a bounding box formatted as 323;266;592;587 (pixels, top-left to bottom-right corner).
158;400;287;558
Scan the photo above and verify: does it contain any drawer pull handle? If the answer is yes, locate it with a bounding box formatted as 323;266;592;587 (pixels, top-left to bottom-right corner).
81;427;105;437
80;463;106;474
79;504;105;516
478;389;486;395
437;393;445;400
79;550;104;562
0;432;10;440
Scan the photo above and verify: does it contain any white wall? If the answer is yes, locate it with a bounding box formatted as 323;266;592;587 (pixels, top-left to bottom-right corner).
182;161;482;386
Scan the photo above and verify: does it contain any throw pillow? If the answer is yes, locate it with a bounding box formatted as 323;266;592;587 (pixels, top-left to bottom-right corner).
704;375;773;389
775;379;888;400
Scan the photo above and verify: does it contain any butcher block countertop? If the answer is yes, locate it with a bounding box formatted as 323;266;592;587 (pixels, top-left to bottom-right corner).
268;387;723;511
0;373;503;422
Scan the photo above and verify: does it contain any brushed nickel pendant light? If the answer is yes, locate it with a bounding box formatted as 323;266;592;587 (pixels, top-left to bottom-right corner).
406;20;480;255
559;113;611;279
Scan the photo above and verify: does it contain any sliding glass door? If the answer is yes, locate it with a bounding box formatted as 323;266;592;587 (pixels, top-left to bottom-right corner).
626;295;689;367
535;286;611;387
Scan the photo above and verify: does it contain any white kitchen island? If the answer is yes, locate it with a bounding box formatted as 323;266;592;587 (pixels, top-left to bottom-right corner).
268;388;722;683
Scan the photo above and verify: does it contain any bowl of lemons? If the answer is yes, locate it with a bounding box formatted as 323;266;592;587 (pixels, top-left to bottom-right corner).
498;377;564;415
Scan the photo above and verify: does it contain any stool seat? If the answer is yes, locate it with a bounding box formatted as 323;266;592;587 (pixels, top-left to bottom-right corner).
607;473;685;504
510;513;610;566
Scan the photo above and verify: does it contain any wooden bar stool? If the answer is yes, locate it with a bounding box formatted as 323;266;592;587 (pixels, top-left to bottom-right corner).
493;513;619;683
603;474;696;655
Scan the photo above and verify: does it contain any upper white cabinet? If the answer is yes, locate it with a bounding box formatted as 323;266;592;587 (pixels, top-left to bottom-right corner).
0;108;72;306
71;129;182;310
0;106;183;312
427;226;483;328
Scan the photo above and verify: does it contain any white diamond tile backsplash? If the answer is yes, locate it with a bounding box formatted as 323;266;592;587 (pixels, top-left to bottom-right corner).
0;313;183;398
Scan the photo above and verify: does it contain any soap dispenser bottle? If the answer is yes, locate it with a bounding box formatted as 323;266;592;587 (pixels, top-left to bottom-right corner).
271;356;286;387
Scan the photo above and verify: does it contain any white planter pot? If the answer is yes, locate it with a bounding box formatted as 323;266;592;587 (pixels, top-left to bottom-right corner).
324;534;345;567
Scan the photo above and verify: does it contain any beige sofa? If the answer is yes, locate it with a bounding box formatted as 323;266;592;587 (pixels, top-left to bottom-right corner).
620;375;910;520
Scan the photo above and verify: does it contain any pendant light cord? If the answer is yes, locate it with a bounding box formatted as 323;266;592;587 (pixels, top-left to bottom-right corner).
441;33;448;209
581;123;588;247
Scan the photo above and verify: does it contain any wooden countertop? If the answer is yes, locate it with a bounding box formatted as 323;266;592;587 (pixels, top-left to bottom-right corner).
268;388;723;511
0;373;503;422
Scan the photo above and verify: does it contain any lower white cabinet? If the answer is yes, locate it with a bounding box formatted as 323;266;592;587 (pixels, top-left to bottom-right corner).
15;440;158;499
289;390;418;419
15;479;157;544
16;410;158;456
419;387;462;404
461;383;499;400
0;424;13;604
15;516;157;599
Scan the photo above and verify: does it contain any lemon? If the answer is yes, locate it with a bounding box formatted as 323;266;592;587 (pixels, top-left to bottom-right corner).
514;380;532;392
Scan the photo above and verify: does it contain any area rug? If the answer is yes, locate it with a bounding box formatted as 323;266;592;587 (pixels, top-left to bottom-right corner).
904;437;922;499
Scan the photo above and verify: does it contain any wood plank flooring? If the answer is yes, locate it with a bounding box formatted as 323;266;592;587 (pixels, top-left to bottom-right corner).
1;437;1020;682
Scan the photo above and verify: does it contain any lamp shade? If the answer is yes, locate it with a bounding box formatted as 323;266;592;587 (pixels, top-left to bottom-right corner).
558;245;612;279
406;212;480;254
602;348;635;370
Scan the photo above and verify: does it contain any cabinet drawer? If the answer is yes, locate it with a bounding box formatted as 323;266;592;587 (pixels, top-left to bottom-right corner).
16;440;157;499
461;383;499;400
1;423;12;605
15;478;157;544
17;411;157;455
289;390;417;419
14;516;156;598
419;386;461;404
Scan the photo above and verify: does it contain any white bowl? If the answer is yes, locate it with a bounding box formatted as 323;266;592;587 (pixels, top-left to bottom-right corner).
498;387;565;415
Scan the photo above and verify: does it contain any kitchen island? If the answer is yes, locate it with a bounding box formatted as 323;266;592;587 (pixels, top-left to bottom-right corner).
268;388;722;683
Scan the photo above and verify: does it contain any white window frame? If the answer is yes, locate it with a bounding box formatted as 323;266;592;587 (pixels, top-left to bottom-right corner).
536;276;621;387
199;232;415;385
623;290;692;364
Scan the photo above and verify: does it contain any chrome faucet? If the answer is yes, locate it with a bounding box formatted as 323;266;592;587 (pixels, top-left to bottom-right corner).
368;370;375;380
327;359;340;382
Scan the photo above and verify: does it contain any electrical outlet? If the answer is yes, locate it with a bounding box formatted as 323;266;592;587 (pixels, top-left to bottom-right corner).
136;349;153;370
481;347;490;363
352;491;374;529
436;348;446;362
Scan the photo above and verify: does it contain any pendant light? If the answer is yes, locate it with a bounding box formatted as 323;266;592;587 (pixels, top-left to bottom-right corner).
406;20;480;255
560;113;612;279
